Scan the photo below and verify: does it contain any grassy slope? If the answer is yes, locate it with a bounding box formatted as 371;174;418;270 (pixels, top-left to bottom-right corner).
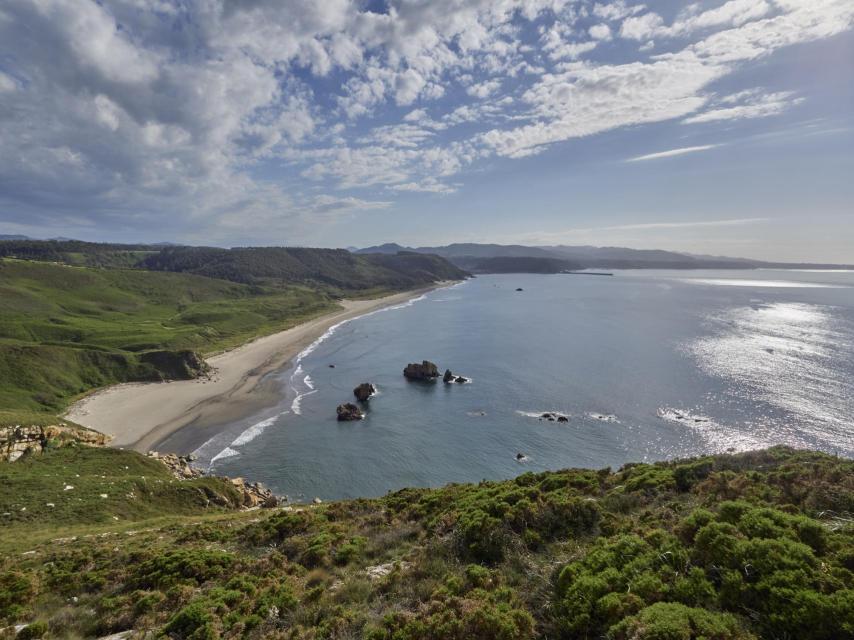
0;446;851;639
0;260;336;415
0;446;245;550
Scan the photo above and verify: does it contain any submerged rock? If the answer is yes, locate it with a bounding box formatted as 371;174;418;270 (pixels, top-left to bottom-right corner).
403;360;440;380
455;376;468;384
557;415;569;423
337;403;364;421
516;287;523;291
353;383;376;402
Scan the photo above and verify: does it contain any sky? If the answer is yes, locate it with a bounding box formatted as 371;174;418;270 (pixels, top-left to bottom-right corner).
0;0;852;262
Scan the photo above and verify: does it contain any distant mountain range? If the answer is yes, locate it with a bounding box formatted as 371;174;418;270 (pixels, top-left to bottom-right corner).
355;243;853;273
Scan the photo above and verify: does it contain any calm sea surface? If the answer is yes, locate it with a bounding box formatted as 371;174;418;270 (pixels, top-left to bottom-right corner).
195;269;854;501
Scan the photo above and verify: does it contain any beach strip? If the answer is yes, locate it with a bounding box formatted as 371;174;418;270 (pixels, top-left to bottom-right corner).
65;284;453;453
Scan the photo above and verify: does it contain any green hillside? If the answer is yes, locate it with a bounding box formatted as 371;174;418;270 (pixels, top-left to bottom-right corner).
0;260;335;415
1;446;851;639
0;243;465;420
139;246;468;292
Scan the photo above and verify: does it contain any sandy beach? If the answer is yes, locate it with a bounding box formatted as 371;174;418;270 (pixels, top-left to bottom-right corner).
65;284;451;453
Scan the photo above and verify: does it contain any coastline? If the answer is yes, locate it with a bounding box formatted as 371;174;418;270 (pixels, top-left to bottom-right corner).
64;282;456;453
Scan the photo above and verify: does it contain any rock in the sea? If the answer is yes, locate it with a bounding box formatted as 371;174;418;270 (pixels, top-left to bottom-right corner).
557;415;569;423
516;287;524;291
455;376;468;384
403;360;440;380
337;403;364;421
516;453;526;461
353;383;376;402
443;369;454;383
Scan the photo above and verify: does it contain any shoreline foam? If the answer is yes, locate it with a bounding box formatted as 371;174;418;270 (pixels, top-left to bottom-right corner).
64;282;457;454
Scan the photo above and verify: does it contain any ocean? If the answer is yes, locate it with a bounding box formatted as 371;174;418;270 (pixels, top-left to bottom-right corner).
193;269;854;502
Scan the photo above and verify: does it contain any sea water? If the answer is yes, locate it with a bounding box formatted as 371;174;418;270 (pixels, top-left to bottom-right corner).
196;269;854;501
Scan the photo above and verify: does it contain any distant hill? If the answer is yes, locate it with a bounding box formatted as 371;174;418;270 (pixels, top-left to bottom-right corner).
139;246;468;292
453;255;583;274
0;234;31;241
357;242;853;272
0;240;468;292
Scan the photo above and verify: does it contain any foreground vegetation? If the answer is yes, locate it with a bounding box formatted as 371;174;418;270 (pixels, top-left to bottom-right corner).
1;446;851;639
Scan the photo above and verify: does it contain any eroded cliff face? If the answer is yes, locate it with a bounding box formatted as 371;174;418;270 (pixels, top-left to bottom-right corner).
0;423;109;461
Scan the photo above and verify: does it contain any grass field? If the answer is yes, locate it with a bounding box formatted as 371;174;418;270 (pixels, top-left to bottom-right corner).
0;446;246;552
0;259;337;415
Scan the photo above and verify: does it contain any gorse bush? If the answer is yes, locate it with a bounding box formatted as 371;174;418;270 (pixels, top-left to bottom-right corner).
1;447;852;639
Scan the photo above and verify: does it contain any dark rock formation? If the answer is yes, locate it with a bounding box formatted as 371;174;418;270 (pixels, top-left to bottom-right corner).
140;349;210;380
443;369;454;383
455;376;468;384
337;403;364;421
557;415;569;423
353;383;376;402
403;360;439;380
516;453;526;461
516;287;524;291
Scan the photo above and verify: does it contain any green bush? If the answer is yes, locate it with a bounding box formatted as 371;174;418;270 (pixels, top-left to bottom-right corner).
609;602;753;640
130;549;236;589
0;571;35;623
15;621;48;640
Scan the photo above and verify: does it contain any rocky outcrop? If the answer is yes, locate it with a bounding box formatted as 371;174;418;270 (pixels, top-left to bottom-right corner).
337;403;364;421
139;349;211;381
1;422;109;462
148;451;202;479
443;369;469;384
229;477;279;509
353;383;376;402
403;360;439;380
147;451;278;508
539;412;569;423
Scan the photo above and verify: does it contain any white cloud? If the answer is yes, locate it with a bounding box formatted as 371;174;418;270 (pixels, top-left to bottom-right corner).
626;144;722;162
466;79;502;98
620;12;665;40
684;90;803;124
593;1;645;22
620;0;773;41
587;217;768;230
0;0;851;241
588;24;612;40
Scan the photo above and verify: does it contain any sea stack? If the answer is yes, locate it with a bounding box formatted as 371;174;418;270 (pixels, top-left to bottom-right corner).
337;403;364;421
403;360;440;380
443;369;454;383
353;383;376;402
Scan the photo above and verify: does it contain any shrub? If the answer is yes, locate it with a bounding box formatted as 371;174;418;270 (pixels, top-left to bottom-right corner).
609;602;753;640
130;549;236;590
0;571;35;623
164;600;219;640
15;621;48;640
